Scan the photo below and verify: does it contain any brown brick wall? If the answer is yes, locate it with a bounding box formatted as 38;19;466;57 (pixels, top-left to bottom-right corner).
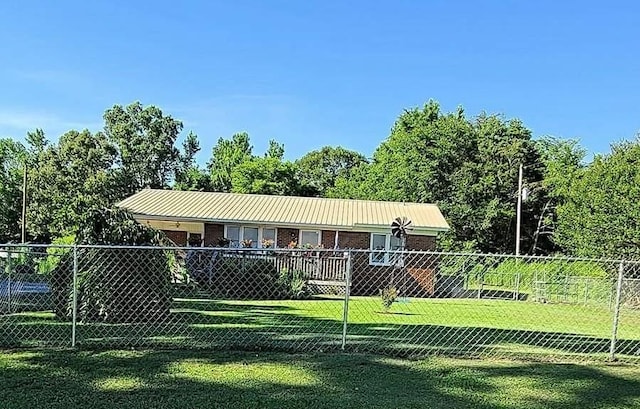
350;252;392;295
337;232;436;251
350;253;437;297
321;230;337;249
277;228;299;248
337;231;370;249
406;235;436;251
204;223;224;246
162;230;188;246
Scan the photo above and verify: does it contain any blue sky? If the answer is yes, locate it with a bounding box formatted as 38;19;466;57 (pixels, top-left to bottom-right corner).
0;1;638;162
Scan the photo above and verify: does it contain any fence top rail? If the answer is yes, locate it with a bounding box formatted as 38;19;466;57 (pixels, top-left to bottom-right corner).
1;243;639;265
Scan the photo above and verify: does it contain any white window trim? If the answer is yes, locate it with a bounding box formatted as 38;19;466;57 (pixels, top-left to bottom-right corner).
298;230;322;247
369;233;402;266
224;225;278;248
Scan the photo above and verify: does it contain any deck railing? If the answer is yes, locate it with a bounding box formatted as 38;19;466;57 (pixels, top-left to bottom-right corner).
221;252;348;282
270;254;346;282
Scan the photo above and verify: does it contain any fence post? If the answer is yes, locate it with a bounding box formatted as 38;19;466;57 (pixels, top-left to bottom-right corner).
514;272;521;301
71;245;79;348
609;261;624;361
6;247;12;313
477;272;483;299
341;251;352;350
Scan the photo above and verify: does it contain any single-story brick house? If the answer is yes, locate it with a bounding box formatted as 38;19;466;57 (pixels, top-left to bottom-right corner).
117;189;450;296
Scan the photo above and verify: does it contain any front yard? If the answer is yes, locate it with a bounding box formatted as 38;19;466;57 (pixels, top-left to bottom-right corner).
2;296;640;361
1;349;639;409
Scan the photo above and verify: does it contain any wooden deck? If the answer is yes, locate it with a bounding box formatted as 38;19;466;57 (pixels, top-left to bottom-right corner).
270;254;348;282
180;247;347;286
183;250;349;285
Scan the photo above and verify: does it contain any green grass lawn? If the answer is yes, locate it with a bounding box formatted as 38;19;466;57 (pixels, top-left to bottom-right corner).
2;296;640;361
1;349;639;409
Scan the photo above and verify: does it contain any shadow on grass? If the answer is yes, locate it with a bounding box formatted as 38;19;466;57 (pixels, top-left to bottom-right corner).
1;297;640;362
0;349;639;409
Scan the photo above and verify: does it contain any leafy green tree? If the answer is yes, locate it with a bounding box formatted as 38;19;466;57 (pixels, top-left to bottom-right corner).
174;166;211;191
206;132;254;191
554;138;640;259
297;146;368;197
330;100;546;254
177;131;200;175
231;157;304;195
537;137;586;199
174;132;211;191
457;114;545;254
27;130;117;241
0;139;27;242
330;102;476;203
206;135;313;196
265;139;285;160
103;102;183;195
25;128;47;155
533;137;587;253
52;207;171;323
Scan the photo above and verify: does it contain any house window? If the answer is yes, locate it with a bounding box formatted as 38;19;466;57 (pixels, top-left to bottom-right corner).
299;230;321;247
262;228;276;248
370;233;403;265
225;226;241;247
224;225;278;248
242;227;259;248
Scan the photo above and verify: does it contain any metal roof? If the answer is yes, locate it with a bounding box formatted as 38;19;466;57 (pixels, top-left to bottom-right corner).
117;189;450;232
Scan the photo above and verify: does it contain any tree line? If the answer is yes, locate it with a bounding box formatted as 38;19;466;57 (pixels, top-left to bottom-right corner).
1;100;638;259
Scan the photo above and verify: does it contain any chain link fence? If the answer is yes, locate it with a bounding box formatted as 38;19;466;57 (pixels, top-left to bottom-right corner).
1;244;639;363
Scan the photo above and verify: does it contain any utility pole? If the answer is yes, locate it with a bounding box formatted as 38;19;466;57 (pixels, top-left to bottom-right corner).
21;162;27;243
515;164;523;256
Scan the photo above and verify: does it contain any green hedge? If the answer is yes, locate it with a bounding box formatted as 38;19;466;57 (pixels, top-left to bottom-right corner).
193;256;309;300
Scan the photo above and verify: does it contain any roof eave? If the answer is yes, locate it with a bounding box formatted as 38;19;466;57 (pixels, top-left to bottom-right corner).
129;213;449;234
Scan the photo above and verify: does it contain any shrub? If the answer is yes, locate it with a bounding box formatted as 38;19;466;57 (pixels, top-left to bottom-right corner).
37;235;75;275
76;247;171;323
278;268;310;300
52;207;172;323
380;286;398;312
191;253;311;300
201;256;284;299
51;253;74;320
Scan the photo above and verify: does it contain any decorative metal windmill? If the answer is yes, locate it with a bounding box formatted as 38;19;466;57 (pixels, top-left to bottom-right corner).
391;216;412;254
391;216;412;300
